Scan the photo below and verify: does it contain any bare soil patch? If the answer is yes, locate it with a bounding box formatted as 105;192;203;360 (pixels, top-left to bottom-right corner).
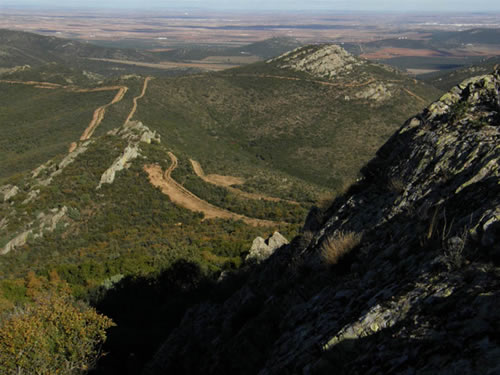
190;159;244;187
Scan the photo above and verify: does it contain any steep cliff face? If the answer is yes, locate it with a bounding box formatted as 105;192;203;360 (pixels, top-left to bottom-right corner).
145;68;500;374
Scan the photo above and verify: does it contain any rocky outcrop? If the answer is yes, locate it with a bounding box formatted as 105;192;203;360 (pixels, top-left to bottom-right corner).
97;144;139;189
355;82;393;102
0;184;19;201
97;121;160;189
245;232;289;263
36;141;92;186
144;68;500;374
268;44;365;79
1;206;67;255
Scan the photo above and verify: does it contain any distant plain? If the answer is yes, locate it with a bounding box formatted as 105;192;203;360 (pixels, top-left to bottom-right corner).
2;8;500;74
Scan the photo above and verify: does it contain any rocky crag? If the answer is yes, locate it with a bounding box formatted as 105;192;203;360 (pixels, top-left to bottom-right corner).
144;68;500;374
268;44;366;79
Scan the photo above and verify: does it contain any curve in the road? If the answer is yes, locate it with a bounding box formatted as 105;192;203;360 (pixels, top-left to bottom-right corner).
144;152;282;227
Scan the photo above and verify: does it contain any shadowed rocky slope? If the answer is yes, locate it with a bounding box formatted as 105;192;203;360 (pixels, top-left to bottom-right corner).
144;67;500;374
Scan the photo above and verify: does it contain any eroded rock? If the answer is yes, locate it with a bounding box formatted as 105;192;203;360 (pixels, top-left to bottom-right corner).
246;231;289;263
1;206;67;255
0;185;19;201
268;44;365;79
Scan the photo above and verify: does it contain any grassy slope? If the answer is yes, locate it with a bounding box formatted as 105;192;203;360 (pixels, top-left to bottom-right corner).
136;61;442;194
0;83;116;181
0;29;151;68
0;133;297;287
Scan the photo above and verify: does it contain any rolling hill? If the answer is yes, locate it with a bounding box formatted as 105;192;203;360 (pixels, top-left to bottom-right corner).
136;44;442;193
421;56;500;90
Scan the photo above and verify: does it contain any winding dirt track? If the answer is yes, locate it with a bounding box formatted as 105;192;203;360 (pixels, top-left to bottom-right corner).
220;74;379;88
79;86;128;141
189;159;298;204
402;88;427;103
190;159;244;187
124;76;152;124
144;152;281;227
0;79;130;152
0;79;62;88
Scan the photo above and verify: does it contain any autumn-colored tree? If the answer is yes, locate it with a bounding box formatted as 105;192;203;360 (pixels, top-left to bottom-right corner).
0;276;114;375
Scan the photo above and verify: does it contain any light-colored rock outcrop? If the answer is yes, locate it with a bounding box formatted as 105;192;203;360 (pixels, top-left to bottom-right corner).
97;121;160;189
355;83;393;102
268;44;365;79
37;141;92;186
0;185;19;201
97;144;139;189
246;232;289;263
1;206;67;255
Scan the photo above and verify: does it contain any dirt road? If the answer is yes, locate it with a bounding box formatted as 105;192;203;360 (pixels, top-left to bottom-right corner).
0;79;62;89
144;152;280;227
401;88;427;103
190;159;244;187
124;76;152;124
189;159;298;204
0;79;129;151
221;74;379;88
78;86;128;142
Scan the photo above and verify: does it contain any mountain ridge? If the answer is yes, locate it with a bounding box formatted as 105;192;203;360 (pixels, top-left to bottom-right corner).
144;67;500;374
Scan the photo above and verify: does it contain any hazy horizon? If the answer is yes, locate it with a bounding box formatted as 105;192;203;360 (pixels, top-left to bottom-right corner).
3;0;500;12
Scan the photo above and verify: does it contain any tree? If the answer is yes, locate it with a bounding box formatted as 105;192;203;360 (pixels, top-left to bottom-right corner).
0;276;114;375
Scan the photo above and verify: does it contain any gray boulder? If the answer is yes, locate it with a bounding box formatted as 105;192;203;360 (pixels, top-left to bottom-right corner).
245;231;289;263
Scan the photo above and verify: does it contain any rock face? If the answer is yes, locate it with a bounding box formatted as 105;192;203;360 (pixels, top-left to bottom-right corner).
246;232;289;263
1;206;67;255
268;44;365;79
355;82;393;102
97;144;139;189
144;68;500;374
97;121;160;189
34;141;92;187
0;184;19;201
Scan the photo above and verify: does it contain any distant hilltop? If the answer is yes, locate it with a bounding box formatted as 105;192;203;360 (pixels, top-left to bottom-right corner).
268;44;367;79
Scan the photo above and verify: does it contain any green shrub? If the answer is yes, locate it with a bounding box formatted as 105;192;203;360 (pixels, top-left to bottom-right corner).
0;279;114;375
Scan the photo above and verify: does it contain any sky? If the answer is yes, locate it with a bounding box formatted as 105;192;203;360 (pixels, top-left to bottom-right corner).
4;0;500;12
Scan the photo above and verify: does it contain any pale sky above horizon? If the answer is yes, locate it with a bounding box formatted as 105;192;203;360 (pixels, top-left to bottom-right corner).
3;0;500;12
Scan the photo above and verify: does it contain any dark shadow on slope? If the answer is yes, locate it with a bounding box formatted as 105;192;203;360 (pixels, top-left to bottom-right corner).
88;259;251;375
142;171;500;374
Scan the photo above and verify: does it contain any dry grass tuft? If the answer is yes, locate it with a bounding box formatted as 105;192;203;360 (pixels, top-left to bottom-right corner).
320;231;362;265
387;177;406;194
